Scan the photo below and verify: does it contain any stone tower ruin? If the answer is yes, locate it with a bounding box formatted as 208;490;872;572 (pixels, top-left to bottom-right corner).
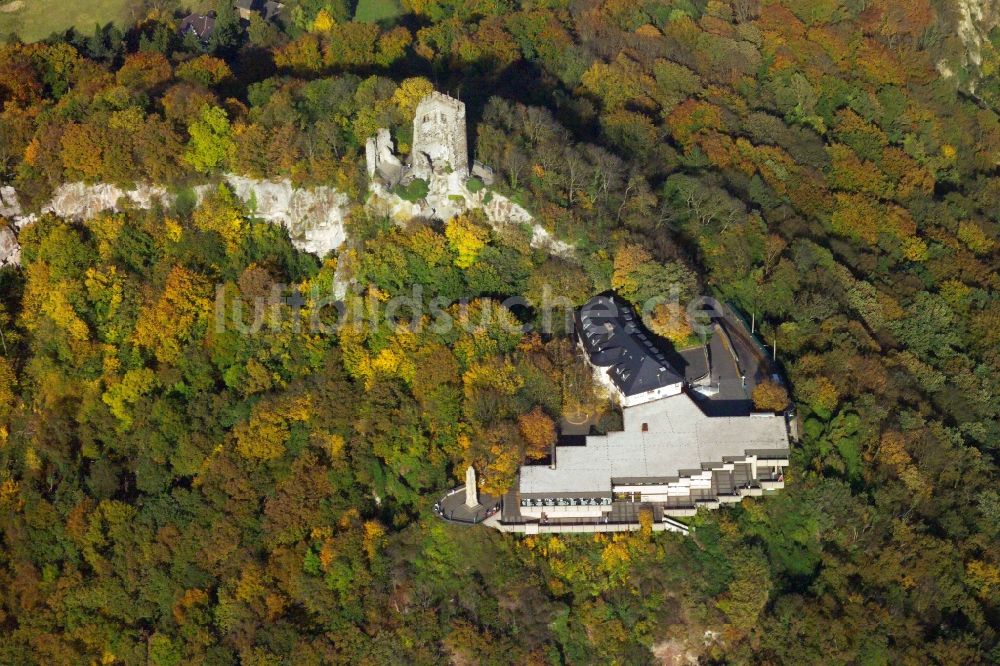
409;92;469;180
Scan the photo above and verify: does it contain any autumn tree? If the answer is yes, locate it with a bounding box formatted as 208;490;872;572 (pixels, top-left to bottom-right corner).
133;265;212;363
752;379;789;412
445;214;489;269
647;301;694;346
184;105;235;173
518;406;556;459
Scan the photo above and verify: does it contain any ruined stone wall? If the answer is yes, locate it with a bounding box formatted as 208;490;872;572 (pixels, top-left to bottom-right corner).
365;128;404;187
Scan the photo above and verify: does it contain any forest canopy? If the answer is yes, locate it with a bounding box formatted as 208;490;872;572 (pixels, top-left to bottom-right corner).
0;0;997;663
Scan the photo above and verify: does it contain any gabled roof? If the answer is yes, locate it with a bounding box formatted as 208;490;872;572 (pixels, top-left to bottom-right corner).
576;294;683;396
263;1;283;20
179;14;215;40
236;0;283;19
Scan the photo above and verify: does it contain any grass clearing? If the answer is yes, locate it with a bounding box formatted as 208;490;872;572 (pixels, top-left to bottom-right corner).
393;178;429;202
353;0;403;24
0;0;137;42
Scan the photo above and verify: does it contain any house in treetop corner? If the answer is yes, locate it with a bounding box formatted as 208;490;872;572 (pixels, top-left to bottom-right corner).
178;13;216;44
235;0;284;22
576;294;686;407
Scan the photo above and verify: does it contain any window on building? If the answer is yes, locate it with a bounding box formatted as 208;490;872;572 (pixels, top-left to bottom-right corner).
641;422;648;432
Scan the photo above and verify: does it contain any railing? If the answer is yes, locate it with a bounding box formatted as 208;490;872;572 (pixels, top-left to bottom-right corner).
721;301;773;363
432;486;501;525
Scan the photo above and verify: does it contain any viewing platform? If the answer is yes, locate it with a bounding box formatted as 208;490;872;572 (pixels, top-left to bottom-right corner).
433;485;500;526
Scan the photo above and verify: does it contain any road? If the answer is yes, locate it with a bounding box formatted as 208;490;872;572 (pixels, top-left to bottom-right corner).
689;303;776;416
721;312;771;384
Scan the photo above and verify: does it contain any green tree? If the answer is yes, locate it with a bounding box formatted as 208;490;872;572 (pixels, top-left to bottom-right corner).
184;105;235;173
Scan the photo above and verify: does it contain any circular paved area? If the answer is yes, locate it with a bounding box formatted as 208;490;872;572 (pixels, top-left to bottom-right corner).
435;486;500;524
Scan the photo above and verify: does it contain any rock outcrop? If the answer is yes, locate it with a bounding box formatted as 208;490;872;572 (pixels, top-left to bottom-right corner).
0;176;351;267
368;180;573;258
0;186;24;267
0;186;21;219
45;182;172;219
0;227;18;267
935;0;1000;88
223;176;349;257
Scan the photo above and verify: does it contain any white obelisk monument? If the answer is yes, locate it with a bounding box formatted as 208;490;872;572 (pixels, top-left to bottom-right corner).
465;466;479;508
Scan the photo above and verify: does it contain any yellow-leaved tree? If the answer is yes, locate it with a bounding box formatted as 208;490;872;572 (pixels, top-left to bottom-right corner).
716;548;773;640
0;357;16;435
233;394;312;461
445;215;489;269
102;367;157;430
751;379;789;412
611;243;652;295
311;8;335;33
193;185;247;253
133;265;212;364
647;302;693;346
391;77;434;125
518;406;556;459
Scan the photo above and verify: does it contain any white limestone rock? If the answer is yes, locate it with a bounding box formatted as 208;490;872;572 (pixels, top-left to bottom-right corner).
528;220;575;258
368;182;432;222
42;182;172;219
481;191;533;225
224;175;349;257
0;186;24;267
0;185;21;219
0;226;19;267
0;177;352;266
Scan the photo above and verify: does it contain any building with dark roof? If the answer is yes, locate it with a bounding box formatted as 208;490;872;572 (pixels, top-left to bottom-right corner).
576;294;685;406
179;13;216;43
235;0;284;22
451;293;793;535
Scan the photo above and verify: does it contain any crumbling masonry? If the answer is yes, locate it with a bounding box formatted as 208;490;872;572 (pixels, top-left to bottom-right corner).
410;92;469;180
365;91;493;192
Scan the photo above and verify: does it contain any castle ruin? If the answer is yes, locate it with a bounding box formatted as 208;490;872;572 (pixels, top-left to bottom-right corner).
365;91;494;194
409;92;469;180
365;128;404;187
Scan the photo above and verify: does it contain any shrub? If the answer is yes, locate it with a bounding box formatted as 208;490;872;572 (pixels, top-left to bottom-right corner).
393;178;429;202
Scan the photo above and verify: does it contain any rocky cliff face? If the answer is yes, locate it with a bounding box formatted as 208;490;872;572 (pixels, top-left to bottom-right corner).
45;182;172;219
0;170;575;270
0;227;18;267
367;179;574;258
935;0;1000;88
0;186;24;268
223;176;349;257
0;177;351;267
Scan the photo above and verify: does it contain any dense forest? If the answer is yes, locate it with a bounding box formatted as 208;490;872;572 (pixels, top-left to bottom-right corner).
0;0;998;663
